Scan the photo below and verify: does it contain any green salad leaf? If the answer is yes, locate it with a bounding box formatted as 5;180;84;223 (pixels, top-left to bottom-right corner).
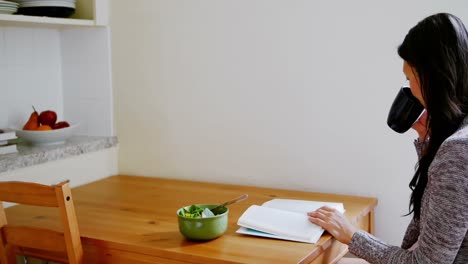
179;205;216;218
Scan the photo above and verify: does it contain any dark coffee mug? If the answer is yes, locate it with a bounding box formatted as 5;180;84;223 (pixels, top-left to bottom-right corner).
387;86;424;133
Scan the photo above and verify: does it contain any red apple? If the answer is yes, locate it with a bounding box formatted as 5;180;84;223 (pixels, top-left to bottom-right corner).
53;121;70;129
39;110;57;127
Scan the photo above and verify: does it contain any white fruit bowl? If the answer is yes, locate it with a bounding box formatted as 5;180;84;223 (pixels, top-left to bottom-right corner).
16;124;78;146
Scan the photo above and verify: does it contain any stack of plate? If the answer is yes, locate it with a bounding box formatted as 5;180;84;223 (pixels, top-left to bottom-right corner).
0;1;19;14
16;0;75;18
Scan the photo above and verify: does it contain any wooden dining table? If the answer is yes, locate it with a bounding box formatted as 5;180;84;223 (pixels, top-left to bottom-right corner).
5;175;377;263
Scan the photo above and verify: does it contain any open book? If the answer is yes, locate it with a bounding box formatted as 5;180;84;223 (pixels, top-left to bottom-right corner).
236;199;345;244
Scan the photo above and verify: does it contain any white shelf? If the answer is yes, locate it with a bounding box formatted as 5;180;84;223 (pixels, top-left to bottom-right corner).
0;13;95;28
0;0;108;28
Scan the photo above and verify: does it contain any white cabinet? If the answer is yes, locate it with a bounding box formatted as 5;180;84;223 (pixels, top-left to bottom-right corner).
0;0;114;137
0;0;117;188
0;0;108;27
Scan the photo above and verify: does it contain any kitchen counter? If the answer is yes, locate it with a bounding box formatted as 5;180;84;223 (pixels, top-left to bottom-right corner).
0;136;118;173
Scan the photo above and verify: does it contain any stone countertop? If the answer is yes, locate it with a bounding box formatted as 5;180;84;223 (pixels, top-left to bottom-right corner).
0;136;118;173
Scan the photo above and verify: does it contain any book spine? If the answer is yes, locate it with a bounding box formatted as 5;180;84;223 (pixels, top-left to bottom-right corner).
0;130;17;141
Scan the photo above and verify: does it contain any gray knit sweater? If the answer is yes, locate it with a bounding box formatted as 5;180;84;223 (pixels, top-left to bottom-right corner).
349;117;468;263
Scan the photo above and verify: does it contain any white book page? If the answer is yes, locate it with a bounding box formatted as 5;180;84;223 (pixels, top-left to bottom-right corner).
0;144;17;155
237;205;323;243
262;199;345;214
236;227;318;243
0;128;16;141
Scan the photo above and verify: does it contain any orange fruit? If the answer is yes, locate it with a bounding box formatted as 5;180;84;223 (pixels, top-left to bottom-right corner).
36;125;52;131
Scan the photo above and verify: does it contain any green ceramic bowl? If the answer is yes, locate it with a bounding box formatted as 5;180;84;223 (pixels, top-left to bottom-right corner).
177;204;229;241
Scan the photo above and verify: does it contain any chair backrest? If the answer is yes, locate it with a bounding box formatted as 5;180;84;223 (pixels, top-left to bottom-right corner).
0;180;83;264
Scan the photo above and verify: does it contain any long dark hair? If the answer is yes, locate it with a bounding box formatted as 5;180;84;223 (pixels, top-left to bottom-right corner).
398;13;468;219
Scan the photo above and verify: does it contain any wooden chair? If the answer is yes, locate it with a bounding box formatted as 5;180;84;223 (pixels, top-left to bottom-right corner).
0;180;83;264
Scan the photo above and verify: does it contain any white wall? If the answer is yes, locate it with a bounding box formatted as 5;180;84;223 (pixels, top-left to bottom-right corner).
61;27;115;136
0;26;114;137
111;0;468;245
0;27;63;129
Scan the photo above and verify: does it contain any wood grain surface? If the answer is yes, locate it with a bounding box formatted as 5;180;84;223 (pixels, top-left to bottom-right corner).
5;175;377;264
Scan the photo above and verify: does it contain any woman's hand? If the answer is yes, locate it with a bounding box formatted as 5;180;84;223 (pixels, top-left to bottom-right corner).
307;206;357;245
411;110;428;141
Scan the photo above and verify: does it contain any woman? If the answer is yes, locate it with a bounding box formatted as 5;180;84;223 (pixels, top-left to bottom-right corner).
308;13;468;263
